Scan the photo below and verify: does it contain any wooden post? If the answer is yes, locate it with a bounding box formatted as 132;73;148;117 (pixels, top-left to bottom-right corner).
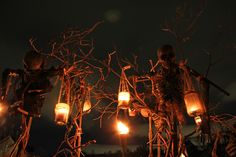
157;135;161;157
171;107;178;157
172;114;178;157
148;117;153;157
120;134;127;157
77;106;83;157
12;116;33;157
24;117;33;149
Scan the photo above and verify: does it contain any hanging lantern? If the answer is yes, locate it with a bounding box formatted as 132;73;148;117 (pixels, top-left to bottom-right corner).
128;108;136;117
181;65;206;117
83;87;92;113
184;91;206;117
118;67;131;109
55;103;70;125
83;100;91;113
140;108;150;118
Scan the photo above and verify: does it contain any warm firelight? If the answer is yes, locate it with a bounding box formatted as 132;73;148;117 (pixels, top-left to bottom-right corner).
83;100;91;113
180;153;186;157
0;101;7;117
184;91;206;117
128;108;136;117
55;103;70;125
117;121;129;135
118;91;130;109
140;108;150;118
194;116;202;125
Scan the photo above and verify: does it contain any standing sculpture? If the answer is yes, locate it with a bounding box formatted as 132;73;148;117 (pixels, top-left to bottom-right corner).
151;45;184;157
1;50;61;157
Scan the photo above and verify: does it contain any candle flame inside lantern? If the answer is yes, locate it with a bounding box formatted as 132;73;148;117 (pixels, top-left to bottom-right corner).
184;91;206;117
118;91;130;109
117;121;129;135
55;103;70;125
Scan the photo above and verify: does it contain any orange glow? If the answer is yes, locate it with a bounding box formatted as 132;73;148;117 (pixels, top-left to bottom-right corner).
180;153;186;157
128;108;136;117
117;121;129;135
184;91;206;117
118;91;130;109
55;103;70;125
194;116;202;125
0;101;7;116
140;109;149;118
83;100;91;113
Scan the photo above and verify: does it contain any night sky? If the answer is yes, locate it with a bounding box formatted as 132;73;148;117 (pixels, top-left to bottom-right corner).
0;0;236;156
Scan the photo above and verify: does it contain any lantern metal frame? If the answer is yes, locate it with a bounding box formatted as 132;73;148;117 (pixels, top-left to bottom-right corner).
118;66;131;109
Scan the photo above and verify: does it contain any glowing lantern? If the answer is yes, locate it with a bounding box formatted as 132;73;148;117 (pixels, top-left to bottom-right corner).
83;88;92;113
128;108;136;117
55;103;70;125
140;108;150;118
194;116;202;126
184;91;206;117
117;121;129;135
118;92;130;109
83;100;91;113
118;67;131;109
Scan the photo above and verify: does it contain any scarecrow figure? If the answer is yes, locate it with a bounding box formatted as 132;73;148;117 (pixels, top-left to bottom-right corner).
1;50;63;156
1;50;61;116
150;45;184;129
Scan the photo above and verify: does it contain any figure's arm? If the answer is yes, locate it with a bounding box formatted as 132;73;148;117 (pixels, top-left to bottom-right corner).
133;71;165;83
178;61;229;96
1;69;23;99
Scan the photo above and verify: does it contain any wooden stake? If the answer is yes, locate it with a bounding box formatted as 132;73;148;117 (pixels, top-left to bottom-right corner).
172;108;178;157
157;135;161;157
77;105;83;157
119;134;127;157
148;117;153;157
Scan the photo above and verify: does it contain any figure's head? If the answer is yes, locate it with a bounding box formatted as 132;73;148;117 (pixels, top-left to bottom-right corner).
23;50;44;70
157;45;175;63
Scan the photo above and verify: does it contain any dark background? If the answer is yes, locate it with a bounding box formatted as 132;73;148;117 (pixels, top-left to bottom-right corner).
0;0;236;156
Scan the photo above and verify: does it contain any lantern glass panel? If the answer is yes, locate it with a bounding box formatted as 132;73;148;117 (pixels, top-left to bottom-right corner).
83;100;91;113
55;103;70;125
184;91;206;117
118;91;130;109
